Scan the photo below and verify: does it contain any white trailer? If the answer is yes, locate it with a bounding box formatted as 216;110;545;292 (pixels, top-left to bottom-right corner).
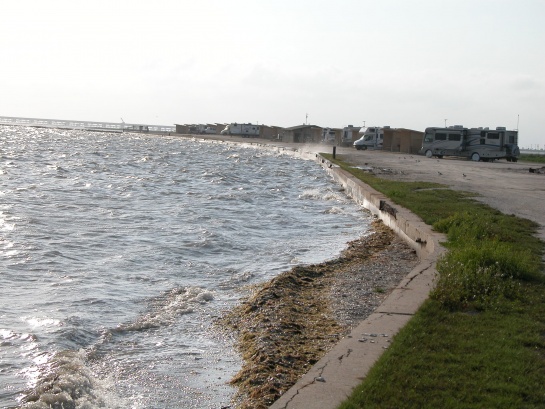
321;128;336;144
220;123;260;137
191;124;217;134
353;126;386;150
419;126;519;162
342;125;360;146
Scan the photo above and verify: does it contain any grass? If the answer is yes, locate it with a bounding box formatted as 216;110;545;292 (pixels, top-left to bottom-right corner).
320;153;545;409
519;154;545;164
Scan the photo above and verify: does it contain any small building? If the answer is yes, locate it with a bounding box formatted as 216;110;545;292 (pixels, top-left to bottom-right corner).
175;124;191;134
383;128;424;153
260;125;284;140
281;125;323;143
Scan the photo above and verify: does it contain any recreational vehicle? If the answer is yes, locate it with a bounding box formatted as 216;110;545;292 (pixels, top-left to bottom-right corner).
322;128;336;144
342;125;360;146
191;124;217;134
353;127;386;150
220;123;260;137
419;126;519;162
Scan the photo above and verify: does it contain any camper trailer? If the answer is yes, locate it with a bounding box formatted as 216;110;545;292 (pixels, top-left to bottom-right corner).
353;127;386;150
220;123;260;137
321;128;336;144
419;126;519;162
342;125;360;146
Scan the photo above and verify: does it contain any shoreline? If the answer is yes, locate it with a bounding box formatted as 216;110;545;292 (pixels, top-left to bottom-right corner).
218;220;419;409
174;133;544;407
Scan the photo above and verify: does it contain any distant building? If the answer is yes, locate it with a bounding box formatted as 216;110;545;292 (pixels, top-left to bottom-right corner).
175;124;190;134
383;128;424;153
281;125;323;143
259;125;284;140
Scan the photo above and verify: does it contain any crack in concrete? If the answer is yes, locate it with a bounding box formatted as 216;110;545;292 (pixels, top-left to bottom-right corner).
337;348;352;364
281;359;331;408
401;260;433;287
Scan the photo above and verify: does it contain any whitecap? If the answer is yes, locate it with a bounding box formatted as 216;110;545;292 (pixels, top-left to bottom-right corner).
115;287;215;332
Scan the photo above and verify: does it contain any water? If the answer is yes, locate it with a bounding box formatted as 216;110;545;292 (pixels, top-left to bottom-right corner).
0;126;371;408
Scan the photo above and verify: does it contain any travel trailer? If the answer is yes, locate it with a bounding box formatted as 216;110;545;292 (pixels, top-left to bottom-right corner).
342;125;360;146
220;123;260;137
322;128;336;144
419;126;519;162
353;126;386;150
191;124;217;134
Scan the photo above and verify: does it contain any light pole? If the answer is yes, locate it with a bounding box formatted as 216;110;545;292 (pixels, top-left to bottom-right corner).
444;119;447;127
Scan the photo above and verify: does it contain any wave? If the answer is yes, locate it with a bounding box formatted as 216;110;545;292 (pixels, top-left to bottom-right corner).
17;287;215;408
298;188;346;202
19;350;123;409
114;287;214;333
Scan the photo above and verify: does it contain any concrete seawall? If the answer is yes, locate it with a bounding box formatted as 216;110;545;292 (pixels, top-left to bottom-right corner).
269;154;445;409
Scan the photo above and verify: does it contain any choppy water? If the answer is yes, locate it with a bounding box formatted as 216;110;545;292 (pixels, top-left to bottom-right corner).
0;126;371;408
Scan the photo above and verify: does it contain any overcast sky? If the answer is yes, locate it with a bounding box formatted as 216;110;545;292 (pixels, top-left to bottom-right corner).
2;0;544;147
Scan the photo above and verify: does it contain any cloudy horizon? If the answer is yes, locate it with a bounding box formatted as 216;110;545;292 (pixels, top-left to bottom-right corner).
2;0;543;147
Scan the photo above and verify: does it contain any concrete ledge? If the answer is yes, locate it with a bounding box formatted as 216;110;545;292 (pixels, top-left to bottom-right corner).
270;155;445;409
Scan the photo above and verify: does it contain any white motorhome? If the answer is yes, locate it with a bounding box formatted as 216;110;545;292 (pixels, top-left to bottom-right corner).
220;123;260;137
419;126;519;162
353;126;386;150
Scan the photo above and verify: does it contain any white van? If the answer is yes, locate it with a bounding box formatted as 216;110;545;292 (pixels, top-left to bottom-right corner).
353;127;385;150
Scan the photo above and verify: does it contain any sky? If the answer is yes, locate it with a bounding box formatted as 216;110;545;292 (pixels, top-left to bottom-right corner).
1;0;544;147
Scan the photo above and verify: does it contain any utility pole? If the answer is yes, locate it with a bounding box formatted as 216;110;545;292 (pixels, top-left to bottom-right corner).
305;113;308;125
444;119;447;127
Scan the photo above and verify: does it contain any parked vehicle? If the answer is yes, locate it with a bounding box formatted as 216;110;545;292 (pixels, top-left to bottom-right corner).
342;125;360;146
220;123;260;137
353;127;386;150
190;125;217;134
203;126;217;134
419;126;519;162
322;128;336;144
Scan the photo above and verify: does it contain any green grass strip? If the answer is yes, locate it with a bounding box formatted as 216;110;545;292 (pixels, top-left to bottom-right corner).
320;154;545;409
519;154;545;164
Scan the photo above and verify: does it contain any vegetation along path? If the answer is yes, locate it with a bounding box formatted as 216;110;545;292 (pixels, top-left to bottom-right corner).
324;152;545;409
